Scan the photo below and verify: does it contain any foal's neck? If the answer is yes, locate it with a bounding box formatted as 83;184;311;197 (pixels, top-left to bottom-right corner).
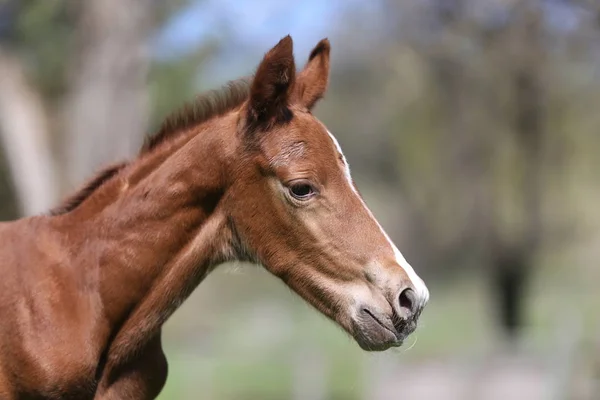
58;112;241;369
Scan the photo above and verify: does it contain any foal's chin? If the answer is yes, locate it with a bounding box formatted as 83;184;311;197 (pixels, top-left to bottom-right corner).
327;309;407;352
349;316;405;352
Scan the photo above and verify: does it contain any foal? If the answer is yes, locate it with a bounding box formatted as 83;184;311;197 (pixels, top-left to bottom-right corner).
0;36;429;399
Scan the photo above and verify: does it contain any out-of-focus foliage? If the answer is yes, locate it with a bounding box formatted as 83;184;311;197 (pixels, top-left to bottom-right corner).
148;40;219;132
0;146;17;219
10;1;72;100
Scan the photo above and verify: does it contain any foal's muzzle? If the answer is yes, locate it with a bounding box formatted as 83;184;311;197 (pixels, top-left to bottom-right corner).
354;284;427;351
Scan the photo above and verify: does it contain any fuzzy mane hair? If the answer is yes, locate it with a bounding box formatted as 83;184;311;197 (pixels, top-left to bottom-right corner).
49;78;252;216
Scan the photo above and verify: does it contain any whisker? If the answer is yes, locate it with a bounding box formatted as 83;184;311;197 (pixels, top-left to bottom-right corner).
400;335;418;353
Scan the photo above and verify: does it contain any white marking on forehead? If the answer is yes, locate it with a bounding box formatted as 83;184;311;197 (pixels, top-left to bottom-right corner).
326;129;430;305
327;130;352;183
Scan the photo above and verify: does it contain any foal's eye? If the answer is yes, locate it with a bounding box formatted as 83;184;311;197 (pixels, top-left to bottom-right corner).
288;180;316;201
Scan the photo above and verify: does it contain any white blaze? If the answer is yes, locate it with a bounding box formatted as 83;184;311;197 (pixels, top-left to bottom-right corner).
326;129;430;305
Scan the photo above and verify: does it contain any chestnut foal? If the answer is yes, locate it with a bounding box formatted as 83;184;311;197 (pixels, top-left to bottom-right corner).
0;36;428;399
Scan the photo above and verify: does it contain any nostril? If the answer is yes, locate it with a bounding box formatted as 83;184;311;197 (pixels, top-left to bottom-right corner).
399;288;417;317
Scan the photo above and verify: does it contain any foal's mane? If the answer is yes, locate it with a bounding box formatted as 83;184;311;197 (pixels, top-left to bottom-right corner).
141;78;251;154
48;162;128;216
49;78;252;216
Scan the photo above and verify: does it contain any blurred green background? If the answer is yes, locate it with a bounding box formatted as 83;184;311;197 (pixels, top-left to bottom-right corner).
0;1;598;399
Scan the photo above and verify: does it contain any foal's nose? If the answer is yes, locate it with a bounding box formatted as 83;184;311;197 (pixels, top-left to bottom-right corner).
395;286;425;321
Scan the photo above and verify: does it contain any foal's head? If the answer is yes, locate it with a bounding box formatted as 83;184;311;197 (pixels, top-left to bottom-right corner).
226;36;429;351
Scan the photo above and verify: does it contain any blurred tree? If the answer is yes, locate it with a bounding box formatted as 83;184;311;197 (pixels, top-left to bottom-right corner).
490;3;545;338
0;145;18;220
0;0;215;217
0;1;59;216
62;0;152;187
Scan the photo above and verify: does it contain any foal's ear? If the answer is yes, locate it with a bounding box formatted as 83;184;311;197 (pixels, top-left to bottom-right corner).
293;38;330;110
248;35;296;127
